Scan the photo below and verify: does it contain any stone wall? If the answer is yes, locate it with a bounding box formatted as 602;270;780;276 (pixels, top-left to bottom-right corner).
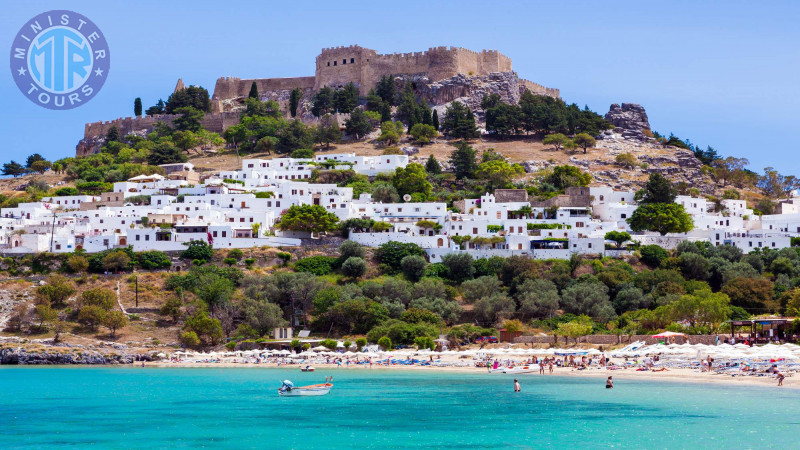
211;76;315;101
513;334;718;346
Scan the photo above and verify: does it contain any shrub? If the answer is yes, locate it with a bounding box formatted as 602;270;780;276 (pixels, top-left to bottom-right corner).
320;339;338;350
136;250;172;270
244;258;256;267
227;248;244;260
355;337;367;350
341;257;367;278
343;340;352;349
294;255;338;275
223;258;237;266
377;336;392;351
290;148;314;159
375;241;424;273
640;245;669;268
414;336;435;350
277;252;292;265
338;240;365;260
400;255;427;282
181;240;214;261
180;331;201;347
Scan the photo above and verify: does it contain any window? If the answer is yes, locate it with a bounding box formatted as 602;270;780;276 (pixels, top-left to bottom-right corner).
620;214;626;219
136;235;140;241
213;231;218;237
145;235;150;241
333;61;337;66
327;62;330;66
350;58;354;63
599;195;604;201
222;231;227;237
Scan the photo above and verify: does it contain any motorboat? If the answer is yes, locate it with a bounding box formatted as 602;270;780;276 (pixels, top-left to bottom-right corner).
488;365;540;374
278;380;333;396
300;365;315;372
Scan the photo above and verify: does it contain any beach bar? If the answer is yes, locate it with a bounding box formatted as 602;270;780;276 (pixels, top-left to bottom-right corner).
727;318;793;344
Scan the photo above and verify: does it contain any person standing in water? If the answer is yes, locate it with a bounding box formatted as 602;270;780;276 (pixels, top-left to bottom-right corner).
606;376;614;389
514;379;521;392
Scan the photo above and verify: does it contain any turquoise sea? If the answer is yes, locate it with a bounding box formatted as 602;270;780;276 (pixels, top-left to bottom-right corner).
0;367;797;448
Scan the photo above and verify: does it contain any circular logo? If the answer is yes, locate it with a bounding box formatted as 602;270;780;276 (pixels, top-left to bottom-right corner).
10;10;110;110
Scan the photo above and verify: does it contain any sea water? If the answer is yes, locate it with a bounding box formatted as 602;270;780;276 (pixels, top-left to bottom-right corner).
0;367;796;448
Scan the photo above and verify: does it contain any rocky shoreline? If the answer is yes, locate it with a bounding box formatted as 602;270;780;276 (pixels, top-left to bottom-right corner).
0;337;145;365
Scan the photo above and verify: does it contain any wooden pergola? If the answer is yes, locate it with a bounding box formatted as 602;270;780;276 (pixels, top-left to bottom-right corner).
727;318;793;344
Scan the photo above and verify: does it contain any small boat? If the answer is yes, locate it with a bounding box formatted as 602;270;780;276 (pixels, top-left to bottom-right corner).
278;380;333;396
488;365;540;374
301;365;315;372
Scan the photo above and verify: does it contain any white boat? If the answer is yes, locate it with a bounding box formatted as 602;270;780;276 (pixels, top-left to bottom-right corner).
488;364;540;374
300;365;315;372
278;380;333;396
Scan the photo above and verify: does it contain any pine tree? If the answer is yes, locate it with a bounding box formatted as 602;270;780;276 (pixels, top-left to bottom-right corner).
425;155;441;175
248;82;259;99
105;126;120;143
449;141;478;179
134;97;142;117
432;109;439;130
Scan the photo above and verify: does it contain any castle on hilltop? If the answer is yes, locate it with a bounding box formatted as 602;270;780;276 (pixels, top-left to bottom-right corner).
78;45;559;155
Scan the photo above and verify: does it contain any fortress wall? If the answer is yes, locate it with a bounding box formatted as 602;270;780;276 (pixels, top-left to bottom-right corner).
314;45;375;93
83;112;241;141
212;76;315;100
520;79;560;98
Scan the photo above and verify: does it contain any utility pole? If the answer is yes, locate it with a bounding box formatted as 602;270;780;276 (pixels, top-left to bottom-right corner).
49;210;56;253
135;274;139;308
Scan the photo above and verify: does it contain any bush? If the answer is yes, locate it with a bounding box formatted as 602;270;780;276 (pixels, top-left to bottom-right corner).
320;339;338;350
640;245;669;268
294;255;338;275
343;340;352;349
227;249;244;260
223;258;237;266
181;240;214;261
414;336;435;350
377;336;392;351
355;337;367;350
401;255;427;282
441;252;475;282
341;257;367;278
136;250;172;270
180;331;201;347
339;240;365;260
290;148;314;159
375;241;424;273
277;252;291;265
244;258;256;267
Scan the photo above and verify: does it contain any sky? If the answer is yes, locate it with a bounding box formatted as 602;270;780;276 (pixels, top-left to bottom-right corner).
2;0;799;175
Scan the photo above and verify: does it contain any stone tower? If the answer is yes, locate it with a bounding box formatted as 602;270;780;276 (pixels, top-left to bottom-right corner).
174;78;185;93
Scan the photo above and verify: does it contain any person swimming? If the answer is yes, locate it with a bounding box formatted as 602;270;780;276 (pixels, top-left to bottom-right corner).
514;379;521;392
606;376;613;389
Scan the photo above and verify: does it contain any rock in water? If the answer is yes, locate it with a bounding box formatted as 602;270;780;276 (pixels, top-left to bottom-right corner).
605;103;651;141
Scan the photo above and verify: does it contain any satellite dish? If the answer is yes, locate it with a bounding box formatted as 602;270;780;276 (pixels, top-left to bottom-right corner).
403;194;411;202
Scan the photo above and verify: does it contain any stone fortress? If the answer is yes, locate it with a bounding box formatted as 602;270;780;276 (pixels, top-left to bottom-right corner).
78;45;559;155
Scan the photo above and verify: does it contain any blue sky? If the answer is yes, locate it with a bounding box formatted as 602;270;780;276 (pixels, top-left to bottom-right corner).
3;1;799;175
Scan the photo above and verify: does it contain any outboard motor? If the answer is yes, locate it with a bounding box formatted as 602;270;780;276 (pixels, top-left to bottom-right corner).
279;380;294;393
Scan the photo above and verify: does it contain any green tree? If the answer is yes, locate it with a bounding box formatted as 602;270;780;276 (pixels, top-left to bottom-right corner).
289;88;302;117
26;153;45;168
449;141;478;180
432;109;439;130
334;82;359;113
34;304;58;331
165;85;210;113
409;123;438;145
476;159;523;189
425;155;441;175
345;108;375;139
145;98;165;115
636;173;677;204
392;163;432;199
316;114;343;149
78;305;106;331
147;141;187;165
240;297;287;336
341;257;367;278
375;75;397;105
556;319;593;344
560;281;616;322
378;121;401;145
102;310;128;339
628;203;694;236
441;101;478;139
544;165;592;190
134;97;142;117
81;288;116;311
615;153;638;168
517;278;560;318
441;253;475;283
181;240;214;261
473;293;516;324
172;107;205;132
277;120;315;153
311;86;334;117
573;133;596;153
640;245;669;267
30;160;51;174
275;204;339;233
605;231;632;248
102;250;131;273
2;161;25;177
375;241;424;272
543;133;569;151
401;255;427;282
183;311;223;346
248;81;259;99
36;274;75;307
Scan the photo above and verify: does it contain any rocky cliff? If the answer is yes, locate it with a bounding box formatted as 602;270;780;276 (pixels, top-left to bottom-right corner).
604;103;652;141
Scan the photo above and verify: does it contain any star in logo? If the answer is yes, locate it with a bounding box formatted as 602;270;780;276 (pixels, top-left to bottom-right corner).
94;68;103;77
17;67;26;76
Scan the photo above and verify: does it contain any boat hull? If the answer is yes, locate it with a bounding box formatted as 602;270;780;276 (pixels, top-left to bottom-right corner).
278;383;332;396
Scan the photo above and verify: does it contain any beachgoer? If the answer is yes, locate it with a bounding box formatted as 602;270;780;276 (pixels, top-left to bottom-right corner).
514;379;521;392
778;373;785;386
606;376;613;389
